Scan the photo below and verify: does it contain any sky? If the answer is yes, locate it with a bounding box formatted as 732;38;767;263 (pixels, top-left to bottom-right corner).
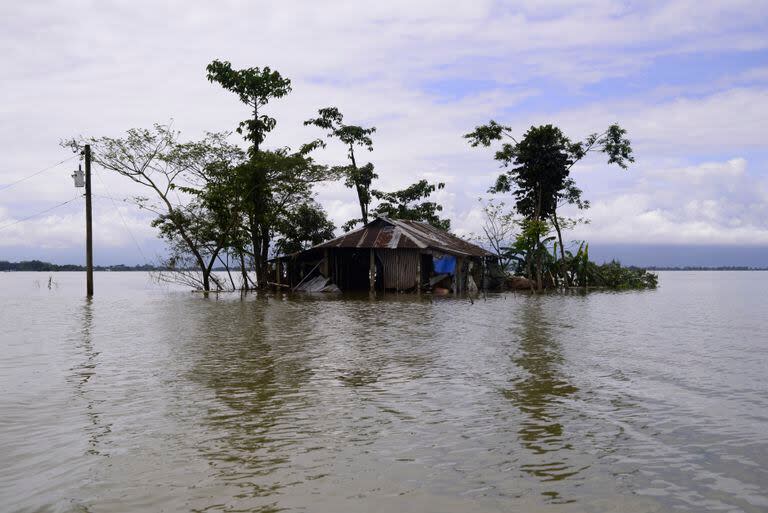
1;0;767;266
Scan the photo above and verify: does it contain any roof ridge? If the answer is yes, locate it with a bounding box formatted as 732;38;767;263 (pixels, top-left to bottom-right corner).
278;215;492;257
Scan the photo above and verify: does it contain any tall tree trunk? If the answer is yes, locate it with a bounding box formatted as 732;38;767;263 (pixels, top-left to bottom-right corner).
551;212;568;288
201;268;210;292
189;250;209;292
534;185;543;291
536;253;543;291
239;251;249;291
250;101;263;287
249;213;262;287
219;253;236;291
349;146;368;224
258;223;270;288
525;258;535;293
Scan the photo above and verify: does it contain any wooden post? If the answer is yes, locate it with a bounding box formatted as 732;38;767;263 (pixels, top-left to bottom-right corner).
416;253;421;295
369;248;375;292
276;260;281;286
84;144;93;297
321;249;329;277
481;258;486;293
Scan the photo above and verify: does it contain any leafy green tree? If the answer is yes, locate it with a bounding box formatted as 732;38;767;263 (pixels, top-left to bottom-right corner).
231;145;332;285
206;59;292;287
304;107;378;227
207;59;334;287
465;121;634;289
63;125;246;291
371;179;450;230
274;201;336;255
206;60;291;155
504;218;555;288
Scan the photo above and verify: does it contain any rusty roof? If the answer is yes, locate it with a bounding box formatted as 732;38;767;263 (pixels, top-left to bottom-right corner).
312;217;492;257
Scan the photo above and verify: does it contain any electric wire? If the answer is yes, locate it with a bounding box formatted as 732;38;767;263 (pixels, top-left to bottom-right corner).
92;167;151;265
0;155;79;192
0;195;83;232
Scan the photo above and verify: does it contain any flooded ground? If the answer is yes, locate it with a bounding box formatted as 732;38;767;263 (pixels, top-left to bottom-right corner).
1;271;766;512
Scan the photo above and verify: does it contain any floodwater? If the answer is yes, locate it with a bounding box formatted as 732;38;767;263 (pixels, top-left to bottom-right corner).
1;272;767;513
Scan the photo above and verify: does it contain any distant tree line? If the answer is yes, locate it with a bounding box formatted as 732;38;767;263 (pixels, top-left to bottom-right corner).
646;266;768;271
0;260;161;272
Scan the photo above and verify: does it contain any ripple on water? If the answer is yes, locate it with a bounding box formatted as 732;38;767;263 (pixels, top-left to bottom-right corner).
0;271;767;512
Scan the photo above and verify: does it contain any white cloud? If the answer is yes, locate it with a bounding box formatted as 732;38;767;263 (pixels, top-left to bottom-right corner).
0;197;156;250
570;158;768;245
646;158;746;183
1;1;767;262
573;194;768;245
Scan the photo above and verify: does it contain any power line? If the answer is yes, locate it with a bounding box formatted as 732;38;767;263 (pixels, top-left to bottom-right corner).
0;155;79;192
0;195;83;232
92;167;151;265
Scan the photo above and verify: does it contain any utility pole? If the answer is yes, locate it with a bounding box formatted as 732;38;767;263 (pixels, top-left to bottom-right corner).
84;144;93;297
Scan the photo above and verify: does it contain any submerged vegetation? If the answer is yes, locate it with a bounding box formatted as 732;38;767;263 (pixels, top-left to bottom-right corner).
63;58;654;292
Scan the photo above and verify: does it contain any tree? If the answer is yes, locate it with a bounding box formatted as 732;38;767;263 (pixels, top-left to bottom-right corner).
206;59;294;287
304;107;377;227
471;198;518;272
206;60;291;155
233;145;333;285
465;121;633;289
371;179;451;230
63;125;246;291
274;201;336;255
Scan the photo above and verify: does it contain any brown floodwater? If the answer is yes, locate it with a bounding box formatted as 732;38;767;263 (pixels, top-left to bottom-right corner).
1;271;766;512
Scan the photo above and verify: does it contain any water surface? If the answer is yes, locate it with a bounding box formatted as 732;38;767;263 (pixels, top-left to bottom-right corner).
1;271;766;512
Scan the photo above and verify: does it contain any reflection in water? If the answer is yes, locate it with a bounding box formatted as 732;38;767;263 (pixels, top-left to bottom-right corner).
4;271;768;513
180;295;444;512
188;296;316;512
68;299;111;457
502;298;582;503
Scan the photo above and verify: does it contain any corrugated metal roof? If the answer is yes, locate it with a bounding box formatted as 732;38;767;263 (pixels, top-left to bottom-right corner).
312;217;492;257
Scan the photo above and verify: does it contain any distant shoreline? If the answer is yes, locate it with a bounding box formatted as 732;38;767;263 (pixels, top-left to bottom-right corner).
645;266;768;271
2;260;766;272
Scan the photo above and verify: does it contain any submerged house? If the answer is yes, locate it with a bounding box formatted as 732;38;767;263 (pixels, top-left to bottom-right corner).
270;217;494;293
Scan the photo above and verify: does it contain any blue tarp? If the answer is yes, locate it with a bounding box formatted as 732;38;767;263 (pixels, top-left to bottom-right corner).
433;255;456;274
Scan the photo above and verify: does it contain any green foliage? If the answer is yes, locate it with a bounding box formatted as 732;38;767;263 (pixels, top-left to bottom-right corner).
235;146;335;231
466;119;635;291
206;60;340;287
64;124;247;291
500;219;554;275
274;201;335;255
206;59;291;153
471;198;519;271
557;243;657;290
305;107;376;150
594;260;658;289
305;107;378;224
569;242;592;288
371;180;451;230
464;120;512;148
499;232;657;291
577;124;635;169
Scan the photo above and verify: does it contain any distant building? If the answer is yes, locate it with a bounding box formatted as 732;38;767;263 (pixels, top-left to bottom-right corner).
270;217;494;293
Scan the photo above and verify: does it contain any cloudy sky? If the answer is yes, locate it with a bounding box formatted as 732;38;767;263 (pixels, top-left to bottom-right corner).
2;1;767;266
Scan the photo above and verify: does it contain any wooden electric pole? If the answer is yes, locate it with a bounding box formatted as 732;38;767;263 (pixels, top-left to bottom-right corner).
84;144;93;297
